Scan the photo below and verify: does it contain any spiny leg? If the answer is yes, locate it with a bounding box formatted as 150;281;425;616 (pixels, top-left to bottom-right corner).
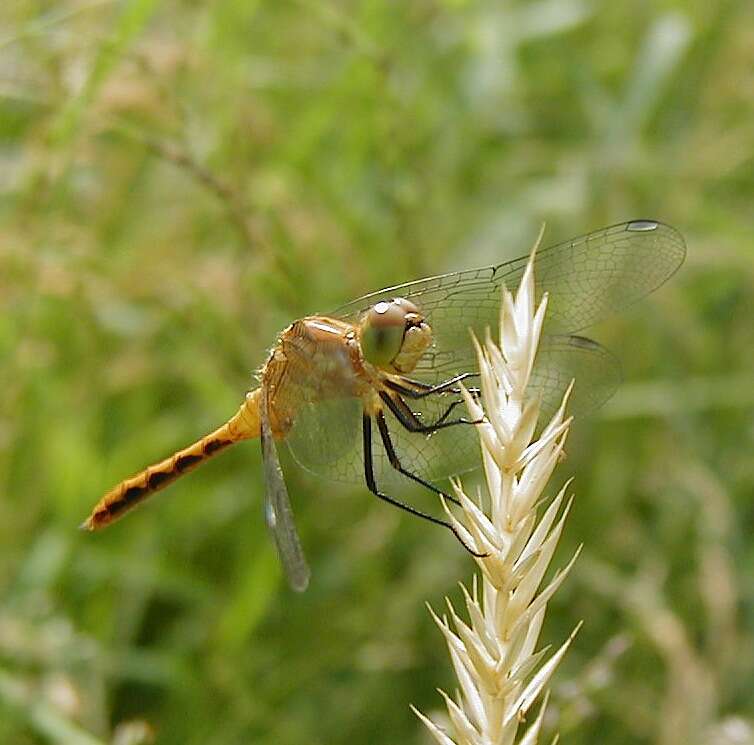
374;410;461;508
379;391;480;434
362;414;486;558
432;398;468;427
384;372;478;399
386;381;483;429
384;375;482;431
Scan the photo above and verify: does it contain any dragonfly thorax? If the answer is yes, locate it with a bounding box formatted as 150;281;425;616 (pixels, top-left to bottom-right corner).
359;297;432;374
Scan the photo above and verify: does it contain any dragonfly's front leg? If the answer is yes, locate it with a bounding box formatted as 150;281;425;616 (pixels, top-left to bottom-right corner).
423;384;483;428
384;374;482;428
384;372;478;399
361;413;486;557
379;391;481;434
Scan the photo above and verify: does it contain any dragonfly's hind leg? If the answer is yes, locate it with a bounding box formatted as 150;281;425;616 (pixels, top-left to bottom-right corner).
374;411;461;507
362;414;486;558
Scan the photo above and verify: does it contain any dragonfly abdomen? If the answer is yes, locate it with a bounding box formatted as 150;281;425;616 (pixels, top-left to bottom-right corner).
81;390;263;530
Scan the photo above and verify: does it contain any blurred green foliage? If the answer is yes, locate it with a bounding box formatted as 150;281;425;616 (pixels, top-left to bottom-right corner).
1;1;753;743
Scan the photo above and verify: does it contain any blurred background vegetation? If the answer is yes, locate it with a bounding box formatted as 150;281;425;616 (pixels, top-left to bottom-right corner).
1;1;753;743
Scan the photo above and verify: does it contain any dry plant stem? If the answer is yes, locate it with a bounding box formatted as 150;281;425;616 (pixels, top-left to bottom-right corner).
413;233;580;745
107;118;261;254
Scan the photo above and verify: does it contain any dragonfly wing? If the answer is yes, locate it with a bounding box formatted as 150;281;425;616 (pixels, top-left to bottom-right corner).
286;388;455;489
261;387;311;592
333;220;685;384
278;221;683;500
283;333;620;489
365;334;621;484
285;395;363;482
531;334;622;419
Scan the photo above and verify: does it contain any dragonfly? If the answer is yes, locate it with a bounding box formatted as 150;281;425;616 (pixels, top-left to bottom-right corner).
82;219;685;591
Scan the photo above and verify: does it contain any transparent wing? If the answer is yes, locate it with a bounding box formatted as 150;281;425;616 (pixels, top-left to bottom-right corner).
287;335;620;486
286;396;364;482
333;220;685;385
261;386;311;592
531;334;622;418
288;220;683;490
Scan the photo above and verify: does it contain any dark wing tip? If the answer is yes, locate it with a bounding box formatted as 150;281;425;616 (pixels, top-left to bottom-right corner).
626;218;687;285
626;219;662;232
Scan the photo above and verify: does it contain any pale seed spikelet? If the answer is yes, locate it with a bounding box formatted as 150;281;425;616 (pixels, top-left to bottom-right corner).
413;234;580;745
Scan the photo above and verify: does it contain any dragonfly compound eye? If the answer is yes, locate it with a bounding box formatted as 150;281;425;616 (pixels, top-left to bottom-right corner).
361;302;408;368
360;298;431;372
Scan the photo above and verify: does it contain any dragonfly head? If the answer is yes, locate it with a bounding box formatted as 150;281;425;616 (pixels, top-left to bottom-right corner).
359;297;432;374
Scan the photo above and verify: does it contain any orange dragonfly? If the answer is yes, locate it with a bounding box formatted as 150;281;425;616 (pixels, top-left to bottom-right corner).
82;220;685;591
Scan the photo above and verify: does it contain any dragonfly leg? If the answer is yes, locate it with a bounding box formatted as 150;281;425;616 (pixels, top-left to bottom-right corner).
380;391;481;434
374;410;462;507
362;414;487;558
435;387;482;425
385;372;479;399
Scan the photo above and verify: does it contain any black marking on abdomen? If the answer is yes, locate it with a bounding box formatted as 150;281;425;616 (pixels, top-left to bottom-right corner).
108;493;139;517
176;454;202;471
204;439;231;456
122;485;147;502
148;471;173;489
